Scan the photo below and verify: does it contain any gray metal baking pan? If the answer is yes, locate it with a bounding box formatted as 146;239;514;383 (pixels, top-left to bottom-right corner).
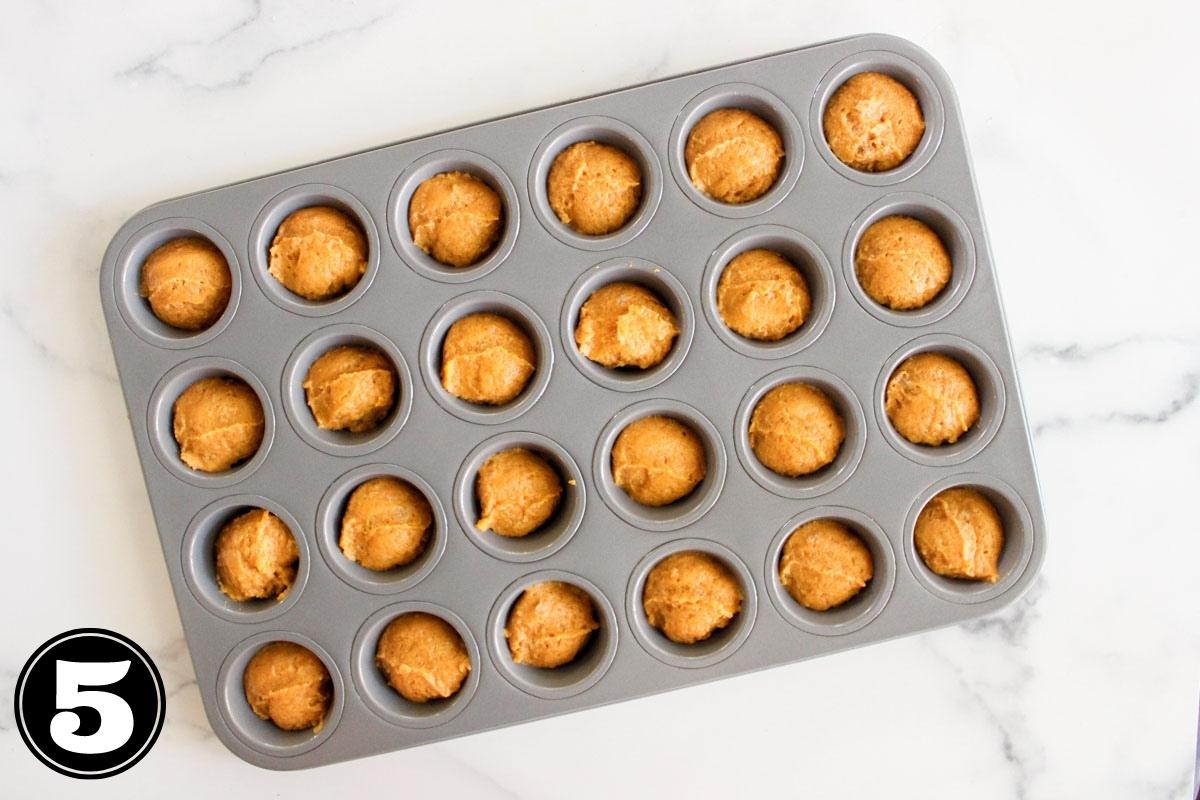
98;33;1046;769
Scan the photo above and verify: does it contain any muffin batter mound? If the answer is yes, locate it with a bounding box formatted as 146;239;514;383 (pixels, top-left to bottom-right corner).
215;508;299;602
339;476;432;571
441;312;536;405
172;375;265;473
268;206;367;301
504;581;599;669
574;282;678;370
475;448;563;537
139;236;232;330
642;551;742;644
748;382;845;477
243;641;332;732
376;612;471;703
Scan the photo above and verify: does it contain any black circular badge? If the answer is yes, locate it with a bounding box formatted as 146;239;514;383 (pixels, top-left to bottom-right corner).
14;628;166;779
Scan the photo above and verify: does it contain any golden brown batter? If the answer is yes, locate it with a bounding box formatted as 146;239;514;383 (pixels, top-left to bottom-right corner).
824;72;925;172
243;642;331;732
855;216;951;310
748;383;845;477
441;312;536;405
575;282;678;370
376;612;471;703
215;508;298;602
475;448;563;537
139;236;232;330
642;551;742;644
915;487;1004;582
268;206;367;301
716;249;811;341
504;581;599;668
339;477;432;571
685;108;784;204
408;171;502;268
303;345;396;433
885;352;980;446
611;415;706;506
172;376;265;473
778;519;873;611
547;141;642;235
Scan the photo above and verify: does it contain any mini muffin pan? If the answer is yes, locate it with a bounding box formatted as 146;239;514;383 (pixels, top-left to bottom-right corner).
98;34;1046;769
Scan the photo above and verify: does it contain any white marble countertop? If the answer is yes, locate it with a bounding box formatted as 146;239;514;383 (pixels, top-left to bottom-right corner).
2;1;1198;797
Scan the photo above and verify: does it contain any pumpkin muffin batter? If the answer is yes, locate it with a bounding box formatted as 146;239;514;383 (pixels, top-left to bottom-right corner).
475;448;563;538
748;383;845;477
339;477;432;571
643;551;742;645
885;352;980;446
505;581;599;669
611;415;706;506
823;72;925;172
376;613;471;703
172;375;265;473
139;236;232;330
441;312;536;405
215;508;299;602
303;345;395;433
547;141;642;235
408;171;502;268
716;249;811;341
915;487;1004;582
575;282;678;370
778;519;873;611
685;108;784;204
855;216;951;310
268;206;367;301
244;642;332;732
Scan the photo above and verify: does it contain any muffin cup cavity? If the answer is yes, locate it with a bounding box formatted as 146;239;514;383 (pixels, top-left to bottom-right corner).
487;571;619;700
281;324;413;457
454;432;585;563
113;217;241;349
626;539;757;669
147;357;274;488
904;474;1035;604
528;116;663;251
701;225;836;358
734;366;866;499
352;602;481;728
315;464;447;594
389;149;520;283
181;495;308;623
668;82;804;218
216;631;345;758
810;50;946;186
419;291;553;425
875;334;1006;466
248;184;380;316
593;399;726;532
764;507;895;635
843;193;976;326
561;258;695;392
